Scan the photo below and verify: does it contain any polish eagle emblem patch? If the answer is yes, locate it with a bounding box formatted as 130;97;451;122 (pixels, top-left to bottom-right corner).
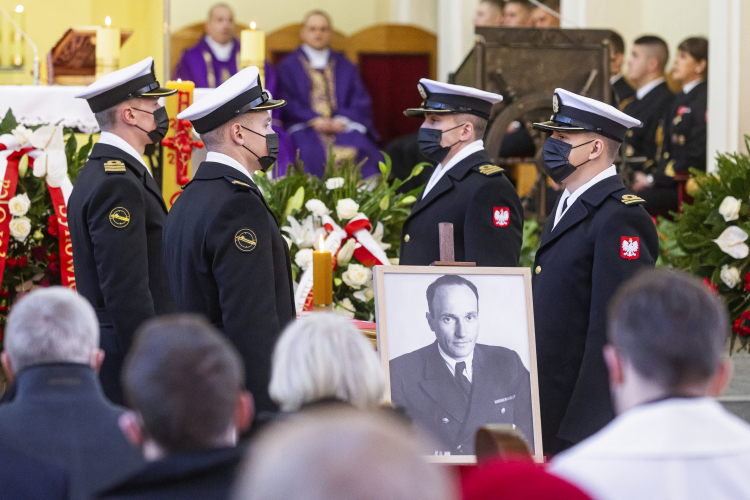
493;207;510;227
621;236;640;260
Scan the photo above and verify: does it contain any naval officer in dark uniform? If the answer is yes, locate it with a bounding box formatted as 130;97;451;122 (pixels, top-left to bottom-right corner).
531;89;659;455
70;57;177;404
400;79;523;266
164;66;295;414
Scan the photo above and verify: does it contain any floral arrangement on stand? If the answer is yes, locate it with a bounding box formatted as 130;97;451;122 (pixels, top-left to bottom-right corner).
657;138;750;352
255;152;427;320
0;110;91;341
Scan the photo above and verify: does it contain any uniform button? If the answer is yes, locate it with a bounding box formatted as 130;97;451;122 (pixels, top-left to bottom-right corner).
501;407;506;414
535;266;541;275
442;417;449;423
457;445;462;450
404;234;410;242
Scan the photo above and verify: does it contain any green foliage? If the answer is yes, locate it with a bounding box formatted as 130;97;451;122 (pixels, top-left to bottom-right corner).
520;220;542;268
658;137;750;352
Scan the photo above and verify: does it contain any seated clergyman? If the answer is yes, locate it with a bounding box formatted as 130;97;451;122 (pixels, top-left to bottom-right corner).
389;275;534;455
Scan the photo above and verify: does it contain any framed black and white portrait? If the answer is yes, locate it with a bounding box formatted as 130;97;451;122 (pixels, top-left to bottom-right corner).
374;266;542;463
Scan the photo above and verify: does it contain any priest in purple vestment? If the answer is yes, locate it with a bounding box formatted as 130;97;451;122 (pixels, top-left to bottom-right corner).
173;3;293;174
276;11;381;178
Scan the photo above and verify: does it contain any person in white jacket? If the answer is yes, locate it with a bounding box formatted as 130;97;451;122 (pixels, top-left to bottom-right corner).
551;269;750;500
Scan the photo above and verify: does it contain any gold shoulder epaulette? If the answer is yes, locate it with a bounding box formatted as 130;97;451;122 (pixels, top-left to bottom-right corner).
478;164;504;176
232;180;251;188
224;176;252;190
620;194;645;205
103;160;126;174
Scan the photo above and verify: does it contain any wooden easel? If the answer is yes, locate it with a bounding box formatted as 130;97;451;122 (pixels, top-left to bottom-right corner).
431;222;476;267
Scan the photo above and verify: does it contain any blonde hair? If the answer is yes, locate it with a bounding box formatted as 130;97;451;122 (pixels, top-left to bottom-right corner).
269;313;385;411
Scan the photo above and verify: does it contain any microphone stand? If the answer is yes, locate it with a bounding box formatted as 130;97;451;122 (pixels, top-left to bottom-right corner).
0;5;39;85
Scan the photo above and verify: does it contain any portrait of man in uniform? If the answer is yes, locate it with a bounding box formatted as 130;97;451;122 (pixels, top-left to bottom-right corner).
375;268;541;460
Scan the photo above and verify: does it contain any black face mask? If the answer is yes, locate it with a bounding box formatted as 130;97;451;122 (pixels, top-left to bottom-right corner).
542;136;595;183
132;106;169;144
418;123;466;163
241;125;279;172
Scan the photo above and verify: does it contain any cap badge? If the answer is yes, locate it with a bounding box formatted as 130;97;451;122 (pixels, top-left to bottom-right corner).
235;228;257;252
493;207;510;227
109;207;130;229
621;236;640;260
418;83;427;99
552;93;560;114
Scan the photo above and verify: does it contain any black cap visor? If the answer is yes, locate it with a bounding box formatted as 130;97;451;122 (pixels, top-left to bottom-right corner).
532;120;586;133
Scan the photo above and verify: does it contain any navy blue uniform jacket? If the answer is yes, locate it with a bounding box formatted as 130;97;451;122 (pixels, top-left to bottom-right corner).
68;143;174;404
399;149;523;266
532;175;658;453
390;342;534;455
162;161;295;413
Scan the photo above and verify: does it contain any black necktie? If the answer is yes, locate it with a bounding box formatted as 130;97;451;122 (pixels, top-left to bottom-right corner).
455;361;471;396
562;196;569;212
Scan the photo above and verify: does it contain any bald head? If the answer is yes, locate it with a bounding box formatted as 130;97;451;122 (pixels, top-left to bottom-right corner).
301;10;333;50
205;3;234;45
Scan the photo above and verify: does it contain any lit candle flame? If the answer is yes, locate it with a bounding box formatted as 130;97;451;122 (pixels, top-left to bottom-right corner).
250;21;256;30
319;234;325;251
15;5;23;13
105;16;111;26
177;78;182;83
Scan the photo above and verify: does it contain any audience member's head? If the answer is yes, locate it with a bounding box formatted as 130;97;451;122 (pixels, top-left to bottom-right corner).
463;459;594;500
1;287;102;382
673;36;708;84
474;0;505;27
269;313;384;411
119;315;252;460
530;0;560;28
233;408;457;500
606;270;731;415
626;35;669;88
205;3;235;45
503;0;533;27
609;31;626;77
301;10;333;51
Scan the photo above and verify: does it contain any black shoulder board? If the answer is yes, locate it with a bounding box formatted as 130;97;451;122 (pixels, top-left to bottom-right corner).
224;176;252;191
615;191;646;206
103;159;126;174
475;164;505;177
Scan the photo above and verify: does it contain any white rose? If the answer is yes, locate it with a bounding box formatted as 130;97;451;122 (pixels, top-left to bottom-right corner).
336;198;359;220
719;196;742;222
337;238;356;266
9;216;31;242
721;264;741;288
294;248;314;270
8;193;30;216
33;150;68;188
11;125;32;147
336;297;356;319
326;177;345;190
305;198;331;218
342;263;372;290
714;226;750;259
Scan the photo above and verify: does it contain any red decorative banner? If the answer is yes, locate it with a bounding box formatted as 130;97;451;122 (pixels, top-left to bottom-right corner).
48;186;75;290
0;153;22;285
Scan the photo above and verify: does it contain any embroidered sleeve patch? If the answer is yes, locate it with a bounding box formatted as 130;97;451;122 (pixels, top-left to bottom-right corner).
235;229;257;252
109;207;130;228
493;207;510;227
621;236;640;260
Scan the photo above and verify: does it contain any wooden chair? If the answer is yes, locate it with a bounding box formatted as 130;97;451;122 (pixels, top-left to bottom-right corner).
475;424;533;463
346;24;437;146
265;23;348;66
169;22;249;78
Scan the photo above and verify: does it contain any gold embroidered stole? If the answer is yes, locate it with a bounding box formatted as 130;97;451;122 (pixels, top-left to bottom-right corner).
202;50;235;88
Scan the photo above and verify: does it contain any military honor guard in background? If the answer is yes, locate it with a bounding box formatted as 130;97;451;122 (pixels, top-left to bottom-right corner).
609;32;635;107
399;79;523;267
163;66;295;414
69;57;177;404
531;89;659;454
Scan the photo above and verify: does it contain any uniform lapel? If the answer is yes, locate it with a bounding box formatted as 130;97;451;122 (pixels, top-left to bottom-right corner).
418;342;469;423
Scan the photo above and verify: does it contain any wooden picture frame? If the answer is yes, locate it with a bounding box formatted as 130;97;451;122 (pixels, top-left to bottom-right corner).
374;265;543;463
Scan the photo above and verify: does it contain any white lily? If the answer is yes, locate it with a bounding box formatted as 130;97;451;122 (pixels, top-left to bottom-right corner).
281;215;325;249
371;221;392;251
714;226;750;259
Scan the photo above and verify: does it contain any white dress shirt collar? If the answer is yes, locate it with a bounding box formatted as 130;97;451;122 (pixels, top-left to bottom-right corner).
554;165;617;228
636;77;665;100
437;342;474;383
610;74;623;85
683;79;704;94
204;35;234;62
301;44;331;69
422;140;484;197
206;151;255;183
97;132;150;175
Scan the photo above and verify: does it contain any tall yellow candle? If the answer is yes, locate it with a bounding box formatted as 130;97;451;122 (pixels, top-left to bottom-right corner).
11;4;24;67
96;16;120;79
240;22;265;86
313;235;333;309
162;80;195;209
1;15;11;67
